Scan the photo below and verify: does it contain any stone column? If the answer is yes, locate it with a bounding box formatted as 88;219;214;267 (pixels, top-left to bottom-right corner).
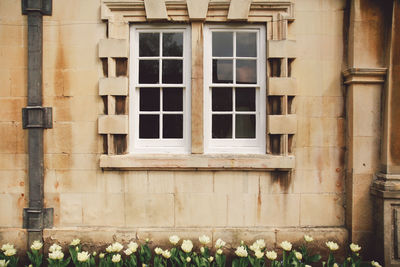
344;0;389;256
371;0;400;265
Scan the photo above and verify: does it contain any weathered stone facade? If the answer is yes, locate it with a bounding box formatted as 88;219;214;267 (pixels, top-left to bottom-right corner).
0;0;399;264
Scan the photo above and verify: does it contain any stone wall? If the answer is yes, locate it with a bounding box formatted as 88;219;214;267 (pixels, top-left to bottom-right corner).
0;0;353;254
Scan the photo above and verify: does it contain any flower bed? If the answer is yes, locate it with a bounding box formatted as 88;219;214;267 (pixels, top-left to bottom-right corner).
0;235;382;267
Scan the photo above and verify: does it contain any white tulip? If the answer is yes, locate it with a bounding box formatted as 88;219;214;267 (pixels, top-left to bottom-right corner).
235;246;248;257
350;243;361;252
181;240;193;253
215;239;226;249
169;235;180;245
266;251;277;260
199;235;211;245
326;241;339;251
49;250;64;260
280;241;292;251
77;251;90;262
31;240;43;251
112;254;121;263
70;239;80;246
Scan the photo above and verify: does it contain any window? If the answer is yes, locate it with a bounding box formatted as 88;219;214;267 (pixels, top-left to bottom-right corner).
130;26;191;154
204;25;266;154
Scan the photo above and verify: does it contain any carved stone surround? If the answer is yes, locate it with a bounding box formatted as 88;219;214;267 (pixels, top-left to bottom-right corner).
98;0;297;170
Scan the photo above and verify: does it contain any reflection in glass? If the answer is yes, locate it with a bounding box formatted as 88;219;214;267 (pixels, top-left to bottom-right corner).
163;32;183;57
212;87;232;111
236;60;257;84
213;59;233;83
139;60;159;84
162;60;183;84
236;114;255;138
236;32;257;57
163;88;183;111
139;115;159;138
140;88;160;111
139;33;160;57
212;115;232;138
236;87;255;111
163;114;183;138
212;32;233;57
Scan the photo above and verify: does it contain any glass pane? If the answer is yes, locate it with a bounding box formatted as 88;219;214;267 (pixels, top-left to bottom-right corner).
213;59;233;83
139;60;159;84
163;88;183;111
236;32;257;57
139;115;159;138
140;88;160;111
162;60;183;84
163;114;183;138
212;32;233;57
163;32;183;57
139;33;159;57
236;60;257;84
236;114;255;138
212;115;232;138
212;87;232;111
236;87;255;111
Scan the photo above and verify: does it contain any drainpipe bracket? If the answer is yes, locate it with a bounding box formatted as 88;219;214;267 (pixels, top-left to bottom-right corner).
22;106;53;129
22;0;52;15
23;208;53;231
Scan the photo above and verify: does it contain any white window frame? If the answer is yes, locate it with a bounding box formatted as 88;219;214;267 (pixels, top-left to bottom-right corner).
203;25;266;154
129;25;191;154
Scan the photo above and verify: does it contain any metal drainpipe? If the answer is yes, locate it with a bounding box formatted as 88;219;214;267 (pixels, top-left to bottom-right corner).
21;0;53;247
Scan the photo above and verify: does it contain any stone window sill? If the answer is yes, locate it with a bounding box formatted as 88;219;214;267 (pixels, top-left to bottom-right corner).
99;154;295;170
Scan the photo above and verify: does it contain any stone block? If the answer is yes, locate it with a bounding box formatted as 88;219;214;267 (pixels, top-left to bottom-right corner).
0;193;24;227
45;153;98;171
300;194;344;226
148;171;174;193
98;171;125;194
99;39;128;58
55;170;98;193
259;171;294;194
352;137;380;174
0;229;27;251
174;171;213;193
144;0;168;20
59;193;83;225
44;96;99;122
15;122;27;154
0;170;26;194
82;193;125;227
0;69;11;96
125;193;174;227
0;154;26;170
293;169;344;194
99;77;128;96
268;78;297;96
187;0;209;20
0;46;26;68
227;0;251;20
98;115;128;134
136;229;213;248
175;193;227;227
353;84;381;137
44;122;98;154
10;68;27;97
0;24;23;46
295;59;323;96
214;171;250;194
256;194;300;227
268;115;297;134
267;40;296;58
0;123;17;153
295;147;345;171
63;70;100;97
0;97;25;122
227;194;257;226
124;171;149;194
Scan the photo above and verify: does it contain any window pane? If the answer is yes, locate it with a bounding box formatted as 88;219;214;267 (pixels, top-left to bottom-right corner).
163;114;183;138
212;87;232;111
163;88;183;111
162;60;183;84
212;32;233;57
236;115;255;138
140;88;160;111
236;60;257;84
236;32;257;57
212;114;232;138
163;32;183;56
139;60;159;84
236;87;255;111
139;115;159;138
213;59;233;83
139;33;159;57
